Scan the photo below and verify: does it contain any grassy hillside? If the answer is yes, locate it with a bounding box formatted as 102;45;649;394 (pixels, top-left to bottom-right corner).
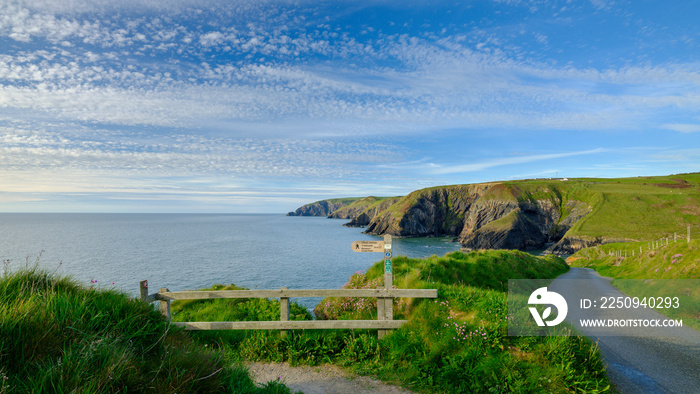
292;173;700;253
568;239;700;330
568;238;700;279
501;173;700;241
173;251;612;393
0;265;294;394
556;174;700;239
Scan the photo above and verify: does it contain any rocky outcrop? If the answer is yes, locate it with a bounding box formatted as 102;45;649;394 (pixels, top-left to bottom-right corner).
287;198;360;217
544;235;636;255
328;196;399;220
458;199;587;251
361;182;593;254
290;173;700;255
363;184;494;237
344;197;402;227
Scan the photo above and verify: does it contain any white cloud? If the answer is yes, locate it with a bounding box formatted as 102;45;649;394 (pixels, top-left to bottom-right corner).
662;123;700;133
431;149;607;175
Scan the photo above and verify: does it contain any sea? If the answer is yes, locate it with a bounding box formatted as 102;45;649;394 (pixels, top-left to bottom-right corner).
0;213;460;309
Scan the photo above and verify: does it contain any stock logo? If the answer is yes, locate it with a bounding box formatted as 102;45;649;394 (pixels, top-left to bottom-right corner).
528;287;568;327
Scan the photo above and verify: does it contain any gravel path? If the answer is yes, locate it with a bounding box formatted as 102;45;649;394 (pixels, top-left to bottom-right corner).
246;362;414;394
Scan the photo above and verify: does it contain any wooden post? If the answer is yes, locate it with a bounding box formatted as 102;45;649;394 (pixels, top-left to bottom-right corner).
674;233;677;243
280;287;289;339
640;246;642;254
139;280;148;302
384;234;393;323
377;286;385;339
159;288;171;322
688;225;691;243
378;234;393;339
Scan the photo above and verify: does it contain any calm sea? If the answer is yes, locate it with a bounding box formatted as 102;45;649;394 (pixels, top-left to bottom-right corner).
0;213;459;309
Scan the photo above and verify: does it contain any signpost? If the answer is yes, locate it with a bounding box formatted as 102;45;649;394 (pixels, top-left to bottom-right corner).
351;234;393;338
351;240;385;253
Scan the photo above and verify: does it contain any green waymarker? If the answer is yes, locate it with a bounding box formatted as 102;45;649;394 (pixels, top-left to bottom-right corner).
385;260;392;273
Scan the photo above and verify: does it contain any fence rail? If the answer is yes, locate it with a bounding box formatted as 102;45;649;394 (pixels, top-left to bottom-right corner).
139;281;437;338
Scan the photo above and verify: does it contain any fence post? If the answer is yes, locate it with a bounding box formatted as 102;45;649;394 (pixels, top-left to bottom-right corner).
674;232;677;243
688;225;692;243
159;288;171;322
378;234;394;339
377;286;386;339
280;287;289;339
139;280;148;302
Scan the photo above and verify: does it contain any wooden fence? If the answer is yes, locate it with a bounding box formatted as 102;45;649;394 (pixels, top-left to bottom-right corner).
140;281;437;338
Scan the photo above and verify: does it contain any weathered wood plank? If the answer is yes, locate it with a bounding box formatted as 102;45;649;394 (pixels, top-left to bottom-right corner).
280;287;289;338
156;288;437;300
145;293;158;303
173;320;408;331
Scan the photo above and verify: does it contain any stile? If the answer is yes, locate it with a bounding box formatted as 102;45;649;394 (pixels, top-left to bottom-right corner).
140;269;437;339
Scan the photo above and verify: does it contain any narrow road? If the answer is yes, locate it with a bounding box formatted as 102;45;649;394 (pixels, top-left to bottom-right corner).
550;268;700;394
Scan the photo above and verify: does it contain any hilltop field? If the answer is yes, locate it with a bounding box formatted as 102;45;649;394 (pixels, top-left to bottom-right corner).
289;173;700;255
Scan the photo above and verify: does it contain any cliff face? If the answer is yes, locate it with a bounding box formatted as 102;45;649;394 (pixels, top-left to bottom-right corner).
363;184;492;237
286;198;360;217
344;197;402;227
288;174;700;255
361;183;593;254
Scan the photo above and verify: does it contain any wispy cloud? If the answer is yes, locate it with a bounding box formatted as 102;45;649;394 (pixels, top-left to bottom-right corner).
662;123;700;133
2;1;699;211
431;149;608;175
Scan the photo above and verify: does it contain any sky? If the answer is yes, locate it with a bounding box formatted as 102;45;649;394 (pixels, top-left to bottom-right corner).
1;0;700;213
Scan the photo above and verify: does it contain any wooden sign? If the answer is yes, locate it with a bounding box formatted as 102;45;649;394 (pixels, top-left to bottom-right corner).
351;240;385;253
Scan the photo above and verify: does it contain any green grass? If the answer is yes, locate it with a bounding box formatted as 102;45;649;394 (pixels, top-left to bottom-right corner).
568;239;700;330
568;238;700;279
172;250;612;393
0;262;297;394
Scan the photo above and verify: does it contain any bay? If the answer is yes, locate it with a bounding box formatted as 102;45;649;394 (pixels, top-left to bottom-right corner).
0;213;460;309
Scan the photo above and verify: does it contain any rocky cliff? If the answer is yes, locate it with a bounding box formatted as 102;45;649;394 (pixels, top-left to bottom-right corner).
286;198;361;217
360;183;592;253
287;174;700;255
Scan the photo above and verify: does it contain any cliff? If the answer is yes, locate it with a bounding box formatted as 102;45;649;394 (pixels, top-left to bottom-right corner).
360;182;593;253
288;173;700;255
286;198;361;216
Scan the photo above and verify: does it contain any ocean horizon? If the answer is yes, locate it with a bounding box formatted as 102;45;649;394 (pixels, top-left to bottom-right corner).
1;213;460;309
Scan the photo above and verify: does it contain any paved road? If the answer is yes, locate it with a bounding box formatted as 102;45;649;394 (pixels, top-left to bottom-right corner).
550;268;700;394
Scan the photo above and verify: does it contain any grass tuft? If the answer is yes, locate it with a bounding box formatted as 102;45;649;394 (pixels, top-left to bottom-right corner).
0;264;297;393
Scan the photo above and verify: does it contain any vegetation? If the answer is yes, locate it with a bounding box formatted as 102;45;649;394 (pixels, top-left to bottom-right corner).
172;250;612;393
302;173;700;245
3;250;615;393
568;238;700;280
568;239;700;330
0;261;295;394
508;174;700;240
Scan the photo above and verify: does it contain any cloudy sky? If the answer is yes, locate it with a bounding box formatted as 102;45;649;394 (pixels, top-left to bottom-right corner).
1;0;699;213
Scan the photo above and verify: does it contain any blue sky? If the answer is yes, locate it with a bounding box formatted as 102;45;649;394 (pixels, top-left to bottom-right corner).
1;0;699;213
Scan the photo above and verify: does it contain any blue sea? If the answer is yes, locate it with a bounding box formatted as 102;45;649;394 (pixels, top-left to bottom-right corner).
0;213;460;309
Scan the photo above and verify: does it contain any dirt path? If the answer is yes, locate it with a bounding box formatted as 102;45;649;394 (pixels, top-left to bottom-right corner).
246;362;414;394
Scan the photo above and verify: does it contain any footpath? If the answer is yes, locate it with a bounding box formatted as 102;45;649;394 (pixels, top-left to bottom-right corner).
246;362;413;394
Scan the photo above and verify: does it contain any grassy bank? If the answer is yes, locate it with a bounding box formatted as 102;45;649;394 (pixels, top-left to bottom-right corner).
173;250;612;393
0;264;294;394
568;239;700;330
568;238;700;279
